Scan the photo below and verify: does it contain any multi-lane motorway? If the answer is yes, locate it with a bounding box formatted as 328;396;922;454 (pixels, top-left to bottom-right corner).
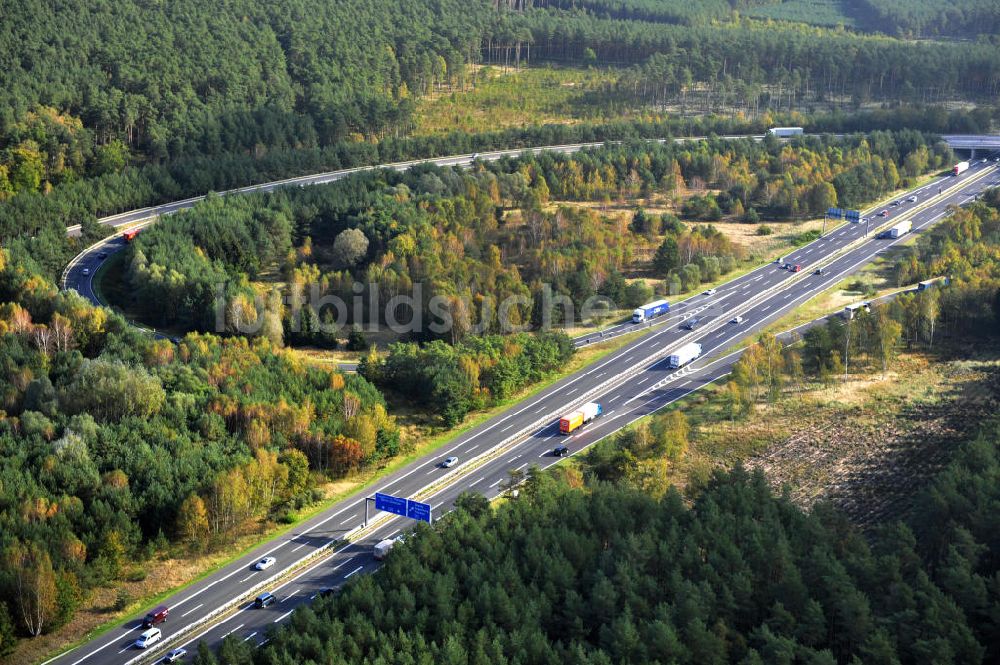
49;147;998;665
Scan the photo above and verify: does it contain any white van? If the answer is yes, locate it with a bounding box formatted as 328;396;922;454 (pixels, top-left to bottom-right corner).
135;627;161;649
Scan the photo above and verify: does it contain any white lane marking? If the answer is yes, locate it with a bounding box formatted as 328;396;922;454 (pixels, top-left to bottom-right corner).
244;631;258;642
471;476;485;486
432;502;443;510
425;467;438;475
63;167;990;665
339;515;356;526
761;305;770;312
500;424;512;432
290;542;307;553
467;443;479;452
489;478;503;488
566;388;577;396
273;611;293;624
515;463;528;472
331;556;357;572
344;566;364;579
239;574;254;583
637;376;650;385
678;380;691;387
222;623;245;639
282;589;299;602
181;603;204;618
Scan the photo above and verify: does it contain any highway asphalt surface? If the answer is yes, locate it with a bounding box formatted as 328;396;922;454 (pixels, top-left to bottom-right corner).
49;152;998;665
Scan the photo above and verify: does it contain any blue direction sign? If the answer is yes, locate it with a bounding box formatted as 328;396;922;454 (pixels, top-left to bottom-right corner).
374;492;433;523
407;500;432;523
826;207;844;219
845;209;861;221
374;492;407;517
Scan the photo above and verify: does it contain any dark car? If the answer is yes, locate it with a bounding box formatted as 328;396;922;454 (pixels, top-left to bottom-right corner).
255;592;276;608
553;445;570;457
317;587;336;598
98;252;108;259
142;605;169;628
683;317;701;331
877;209;889;217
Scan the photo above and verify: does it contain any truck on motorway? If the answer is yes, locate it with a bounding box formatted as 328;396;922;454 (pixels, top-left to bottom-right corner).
632;299;670;323
559;402;602;435
953;161;970;176
887;220;912;239
667;342;702;369
767;127;804;137
373;538;396;560
122;228;142;242
842;302;871;320
918;276;949;291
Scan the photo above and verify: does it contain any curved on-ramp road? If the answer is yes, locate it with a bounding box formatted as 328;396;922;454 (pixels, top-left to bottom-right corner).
49;142;1000;665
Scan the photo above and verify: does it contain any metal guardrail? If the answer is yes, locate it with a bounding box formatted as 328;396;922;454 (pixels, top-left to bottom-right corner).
74;160;997;665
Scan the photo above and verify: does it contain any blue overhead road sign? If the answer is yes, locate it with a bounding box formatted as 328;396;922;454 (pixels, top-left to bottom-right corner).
407;500;432;523
374;492;407;517
374;492;433;523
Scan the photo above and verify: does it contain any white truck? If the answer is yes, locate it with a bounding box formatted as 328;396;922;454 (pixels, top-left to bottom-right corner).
667;342;702;369
373;539;396;561
888;220;912;239
952;161;969;176
767;127;804;138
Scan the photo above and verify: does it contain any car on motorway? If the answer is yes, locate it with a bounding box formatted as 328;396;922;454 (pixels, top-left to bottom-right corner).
317;587;336;598
441;456;459;468
703;288;717;295
791;264;802;272
682;317;701;330
142;605;169;627
81;268;91;275
890;200;900;207
135;627;161;649
164;647;188;662
814;268;824;275
471;153;479;160
907;195;917;203
877;209;889;217
254;592;277;608
254;556;276;571
553;445;570;457
730;315;744;325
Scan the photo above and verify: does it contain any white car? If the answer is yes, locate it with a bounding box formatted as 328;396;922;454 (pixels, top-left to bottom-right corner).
730;316;744;325
254;556;276;571
907;195;917;202
164;648;188;662
441;456;459;468
82;268;91;276
703;288;717;295
135;628;161;649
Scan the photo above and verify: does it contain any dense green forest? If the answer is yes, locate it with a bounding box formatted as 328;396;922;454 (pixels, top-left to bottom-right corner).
1;0;997;258
858;0;1000;37
193;419;1000;664
0;245;404;647
121;132;952;337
